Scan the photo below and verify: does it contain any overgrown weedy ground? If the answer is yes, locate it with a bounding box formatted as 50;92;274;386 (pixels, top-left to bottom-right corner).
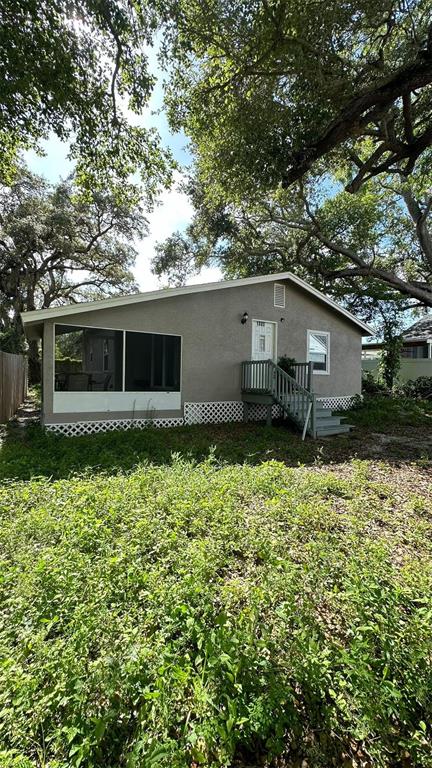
0;397;431;767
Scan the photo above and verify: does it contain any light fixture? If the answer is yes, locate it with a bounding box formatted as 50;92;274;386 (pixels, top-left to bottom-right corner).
241;312;249;325
280;317;285;322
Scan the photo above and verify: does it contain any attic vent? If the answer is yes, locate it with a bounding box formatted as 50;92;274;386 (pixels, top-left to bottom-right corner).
274;283;285;308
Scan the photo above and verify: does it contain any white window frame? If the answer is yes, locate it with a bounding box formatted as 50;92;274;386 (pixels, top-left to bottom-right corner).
307;329;330;375
274;283;286;308
52;322;183;413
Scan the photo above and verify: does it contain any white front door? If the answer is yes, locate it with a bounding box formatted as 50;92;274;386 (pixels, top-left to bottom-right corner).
252;320;275;361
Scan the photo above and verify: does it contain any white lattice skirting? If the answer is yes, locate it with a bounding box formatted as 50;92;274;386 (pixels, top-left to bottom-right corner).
45;397;356;436
45;400;285;436
184;401;282;425
316;395;357;410
46;417;185;437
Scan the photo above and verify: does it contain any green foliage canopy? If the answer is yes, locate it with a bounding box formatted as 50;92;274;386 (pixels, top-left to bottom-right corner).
0;0;172;198
153;170;432;318
162;0;432;200
0;165;145;373
155;1;432;314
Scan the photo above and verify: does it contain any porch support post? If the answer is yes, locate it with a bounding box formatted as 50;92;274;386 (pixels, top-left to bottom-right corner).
307;361;313;391
266;403;272;427
311;394;317;438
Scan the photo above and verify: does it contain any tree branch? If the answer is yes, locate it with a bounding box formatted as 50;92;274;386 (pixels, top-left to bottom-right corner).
282;31;432;190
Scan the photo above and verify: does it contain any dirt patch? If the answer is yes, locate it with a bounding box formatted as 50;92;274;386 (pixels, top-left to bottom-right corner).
368;431;432;454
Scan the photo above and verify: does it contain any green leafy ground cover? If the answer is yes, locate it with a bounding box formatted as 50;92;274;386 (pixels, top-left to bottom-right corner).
0;407;431;767
1;391;432;483
345;395;432;431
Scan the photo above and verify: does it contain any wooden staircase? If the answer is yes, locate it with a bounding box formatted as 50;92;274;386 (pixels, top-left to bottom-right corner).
241;360;352;439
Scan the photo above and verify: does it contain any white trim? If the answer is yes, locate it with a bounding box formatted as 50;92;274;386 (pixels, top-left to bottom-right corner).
53;391;181;414
251;318;277;362
21;272;373;335
122;330;126;391
45;397;360;436
274;283;286;308
307;329;330;375
54;320;182;338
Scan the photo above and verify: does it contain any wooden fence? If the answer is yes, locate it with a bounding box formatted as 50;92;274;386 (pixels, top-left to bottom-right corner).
0;351;27;423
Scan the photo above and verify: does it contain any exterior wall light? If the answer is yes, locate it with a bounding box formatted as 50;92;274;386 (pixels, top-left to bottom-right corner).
241;312;249;324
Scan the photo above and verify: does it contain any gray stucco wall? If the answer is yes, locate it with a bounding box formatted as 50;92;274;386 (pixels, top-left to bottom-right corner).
41;279;363;423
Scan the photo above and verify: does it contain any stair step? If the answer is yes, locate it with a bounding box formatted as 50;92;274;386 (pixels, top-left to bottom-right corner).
283;403;331;416
315;415;344;427
316;424;353;436
284;408;338;421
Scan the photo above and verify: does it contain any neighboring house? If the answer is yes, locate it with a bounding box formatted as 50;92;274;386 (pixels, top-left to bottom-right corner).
362;316;432;382
21;272;372;438
362;317;432;360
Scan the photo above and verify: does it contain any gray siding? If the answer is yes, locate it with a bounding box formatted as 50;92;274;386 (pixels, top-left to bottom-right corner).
42;279;362;423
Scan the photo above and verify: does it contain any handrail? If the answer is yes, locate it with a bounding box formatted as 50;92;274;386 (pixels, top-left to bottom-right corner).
267;359;311;397
290;361;313;392
241;359;316;438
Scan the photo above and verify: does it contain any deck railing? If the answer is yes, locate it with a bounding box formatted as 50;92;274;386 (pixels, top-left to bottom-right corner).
290;361;313;392
241;359;316;437
241;359;272;392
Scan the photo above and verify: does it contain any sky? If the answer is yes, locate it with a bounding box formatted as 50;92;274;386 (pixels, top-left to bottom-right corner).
24;45;223;292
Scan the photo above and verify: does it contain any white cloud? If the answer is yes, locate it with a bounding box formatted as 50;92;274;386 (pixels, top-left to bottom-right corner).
133;173;223;291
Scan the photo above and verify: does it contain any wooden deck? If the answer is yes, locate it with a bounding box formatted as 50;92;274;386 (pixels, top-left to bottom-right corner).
241;360;352;438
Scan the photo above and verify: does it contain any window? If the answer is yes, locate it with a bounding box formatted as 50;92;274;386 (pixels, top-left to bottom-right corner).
125;331;181;392
274;283;285;308
401;345;428;359
307;330;330;374
55;325;123;391
55;325;182;393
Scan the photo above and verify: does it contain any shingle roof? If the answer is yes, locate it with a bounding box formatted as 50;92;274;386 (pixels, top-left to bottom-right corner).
402;316;432;342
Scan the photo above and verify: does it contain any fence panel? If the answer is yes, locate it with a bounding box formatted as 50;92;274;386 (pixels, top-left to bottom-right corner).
0;351;28;423
362;358;432;383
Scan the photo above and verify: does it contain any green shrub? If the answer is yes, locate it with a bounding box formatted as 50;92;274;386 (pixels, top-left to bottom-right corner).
397;376;432;400
277;355;296;377
0;327;25;354
361;370;388;396
0;458;431;767
341;393;432;429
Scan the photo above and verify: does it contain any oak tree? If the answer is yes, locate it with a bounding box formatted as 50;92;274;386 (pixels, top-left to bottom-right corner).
0;166;145;379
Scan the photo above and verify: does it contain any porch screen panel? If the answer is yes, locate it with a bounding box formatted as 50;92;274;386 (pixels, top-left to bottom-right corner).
54;325;123;392
125;331;181;392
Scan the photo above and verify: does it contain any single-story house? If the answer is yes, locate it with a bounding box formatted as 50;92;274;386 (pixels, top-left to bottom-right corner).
21;272;372;438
